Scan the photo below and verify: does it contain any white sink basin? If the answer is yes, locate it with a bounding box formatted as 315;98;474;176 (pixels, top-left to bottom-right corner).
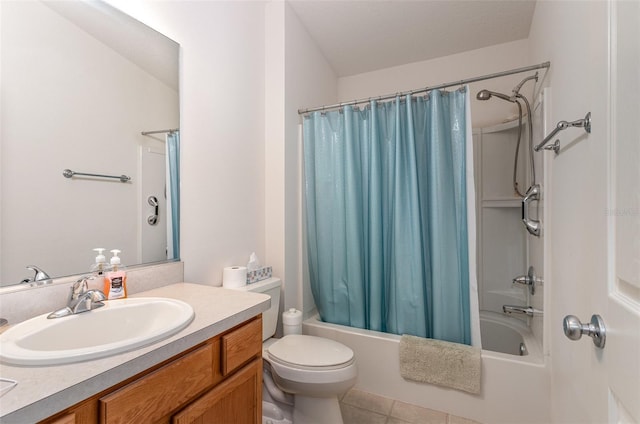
0;297;194;366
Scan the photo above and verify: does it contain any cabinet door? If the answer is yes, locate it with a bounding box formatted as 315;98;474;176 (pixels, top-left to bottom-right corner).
172;359;262;424
100;343;216;424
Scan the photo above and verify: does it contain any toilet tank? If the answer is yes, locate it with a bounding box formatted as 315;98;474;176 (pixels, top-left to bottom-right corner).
235;277;281;341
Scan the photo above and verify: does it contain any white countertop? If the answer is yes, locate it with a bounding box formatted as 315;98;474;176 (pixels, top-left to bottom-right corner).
0;283;270;423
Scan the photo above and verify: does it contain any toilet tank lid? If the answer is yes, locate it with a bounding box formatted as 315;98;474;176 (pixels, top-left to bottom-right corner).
234;277;281;292
267;335;354;367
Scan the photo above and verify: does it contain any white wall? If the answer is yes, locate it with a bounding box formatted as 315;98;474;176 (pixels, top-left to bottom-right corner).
105;0;267;286
263;0;339;322
0;1;177;283
338;39;534;129
106;1;338;305
283;4;338;317
529;1;611;422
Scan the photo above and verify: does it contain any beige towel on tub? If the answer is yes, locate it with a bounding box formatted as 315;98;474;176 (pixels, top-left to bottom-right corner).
399;334;481;394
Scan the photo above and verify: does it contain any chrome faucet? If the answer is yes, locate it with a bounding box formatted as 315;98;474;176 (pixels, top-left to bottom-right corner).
47;276;107;319
502;305;543;317
20;265;52;285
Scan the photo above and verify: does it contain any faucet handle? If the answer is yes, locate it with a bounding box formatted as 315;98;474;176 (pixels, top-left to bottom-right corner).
24;265;52;285
70;276;94;300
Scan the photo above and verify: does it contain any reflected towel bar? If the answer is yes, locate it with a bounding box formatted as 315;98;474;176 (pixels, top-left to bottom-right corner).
141;128;179;136
534;112;591;153
63;169;131;183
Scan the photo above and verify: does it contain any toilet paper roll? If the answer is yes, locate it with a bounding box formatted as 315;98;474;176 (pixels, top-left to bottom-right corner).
283;308;302;336
222;266;247;288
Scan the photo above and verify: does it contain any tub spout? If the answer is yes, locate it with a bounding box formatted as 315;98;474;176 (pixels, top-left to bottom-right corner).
503;305;543;317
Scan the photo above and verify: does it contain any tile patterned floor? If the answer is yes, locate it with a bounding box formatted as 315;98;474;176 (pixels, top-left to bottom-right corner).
339;388;482;424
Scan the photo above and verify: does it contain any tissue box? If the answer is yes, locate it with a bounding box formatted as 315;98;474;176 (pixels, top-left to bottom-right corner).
246;266;273;284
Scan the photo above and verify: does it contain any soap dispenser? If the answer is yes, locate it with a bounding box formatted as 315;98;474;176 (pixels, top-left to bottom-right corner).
104;249;127;300
90;248;107;288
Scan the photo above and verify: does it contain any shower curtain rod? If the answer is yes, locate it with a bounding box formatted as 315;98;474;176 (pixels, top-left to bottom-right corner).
141;128;179;136
297;61;550;115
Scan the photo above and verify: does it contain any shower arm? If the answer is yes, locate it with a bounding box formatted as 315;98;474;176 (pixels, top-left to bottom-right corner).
510;73;538;100
534;112;592;152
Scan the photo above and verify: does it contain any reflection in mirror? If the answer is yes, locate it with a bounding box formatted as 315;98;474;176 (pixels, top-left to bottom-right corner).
0;0;180;288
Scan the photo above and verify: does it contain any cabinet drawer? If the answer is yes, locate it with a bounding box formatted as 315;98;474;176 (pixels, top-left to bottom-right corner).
48;414;76;424
100;343;215;424
221;316;262;376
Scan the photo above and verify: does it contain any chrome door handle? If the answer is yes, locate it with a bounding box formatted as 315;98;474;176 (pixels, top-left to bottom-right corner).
563;314;606;349
522;184;541;236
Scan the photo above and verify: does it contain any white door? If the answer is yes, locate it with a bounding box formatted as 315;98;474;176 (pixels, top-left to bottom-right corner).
604;1;640;421
140;145;167;263
548;1;640;422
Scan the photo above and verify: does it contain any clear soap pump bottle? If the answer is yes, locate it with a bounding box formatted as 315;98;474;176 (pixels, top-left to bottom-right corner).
104;249;127;300
90;248;107;288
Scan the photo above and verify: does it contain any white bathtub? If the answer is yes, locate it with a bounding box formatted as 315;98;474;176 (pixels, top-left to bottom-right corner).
480;311;541;357
303;312;549;424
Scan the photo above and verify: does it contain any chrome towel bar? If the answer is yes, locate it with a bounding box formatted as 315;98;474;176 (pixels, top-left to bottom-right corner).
534;112;591;153
62;169;131;183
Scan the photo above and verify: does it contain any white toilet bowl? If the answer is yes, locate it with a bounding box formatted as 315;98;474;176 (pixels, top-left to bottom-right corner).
266;335;357;396
233;279;356;423
264;335;356;424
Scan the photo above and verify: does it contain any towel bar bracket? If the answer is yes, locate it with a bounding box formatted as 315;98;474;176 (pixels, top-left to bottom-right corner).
535;112;591;152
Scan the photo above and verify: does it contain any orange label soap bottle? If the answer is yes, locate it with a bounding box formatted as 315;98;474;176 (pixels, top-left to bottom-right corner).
104;249;127;300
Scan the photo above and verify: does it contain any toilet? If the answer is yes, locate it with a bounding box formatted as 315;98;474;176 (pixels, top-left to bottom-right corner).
234;278;356;424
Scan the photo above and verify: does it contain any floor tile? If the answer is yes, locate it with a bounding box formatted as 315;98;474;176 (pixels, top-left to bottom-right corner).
386;416;413;424
338;388;483;424
340;403;388;424
389;400;447;424
448;415;482;424
341;388;394;416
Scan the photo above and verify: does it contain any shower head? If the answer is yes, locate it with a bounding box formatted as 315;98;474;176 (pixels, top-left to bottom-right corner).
476;89;513;102
476;90;492;101
477;73;539;103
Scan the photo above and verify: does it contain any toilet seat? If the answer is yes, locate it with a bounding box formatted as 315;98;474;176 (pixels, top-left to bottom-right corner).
264;335;357;387
267;335;354;369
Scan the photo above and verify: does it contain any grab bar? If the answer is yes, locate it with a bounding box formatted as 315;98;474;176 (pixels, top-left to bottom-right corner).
534;112;591;153
63;169;131;183
522;184;541;236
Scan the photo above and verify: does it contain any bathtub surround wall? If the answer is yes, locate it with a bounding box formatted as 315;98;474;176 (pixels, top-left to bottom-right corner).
472;109;546;354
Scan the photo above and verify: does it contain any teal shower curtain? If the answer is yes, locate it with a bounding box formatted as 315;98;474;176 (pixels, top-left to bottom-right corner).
303;89;473;344
166;131;180;260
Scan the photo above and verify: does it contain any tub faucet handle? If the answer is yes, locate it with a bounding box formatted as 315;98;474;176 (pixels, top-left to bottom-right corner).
512;266;542;295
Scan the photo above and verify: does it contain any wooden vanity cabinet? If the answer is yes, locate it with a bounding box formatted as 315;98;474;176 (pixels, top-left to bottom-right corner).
39;316;263;424
172;359;261;424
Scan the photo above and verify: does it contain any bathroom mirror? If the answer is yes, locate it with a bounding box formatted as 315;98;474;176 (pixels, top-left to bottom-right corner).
0;0;179;288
